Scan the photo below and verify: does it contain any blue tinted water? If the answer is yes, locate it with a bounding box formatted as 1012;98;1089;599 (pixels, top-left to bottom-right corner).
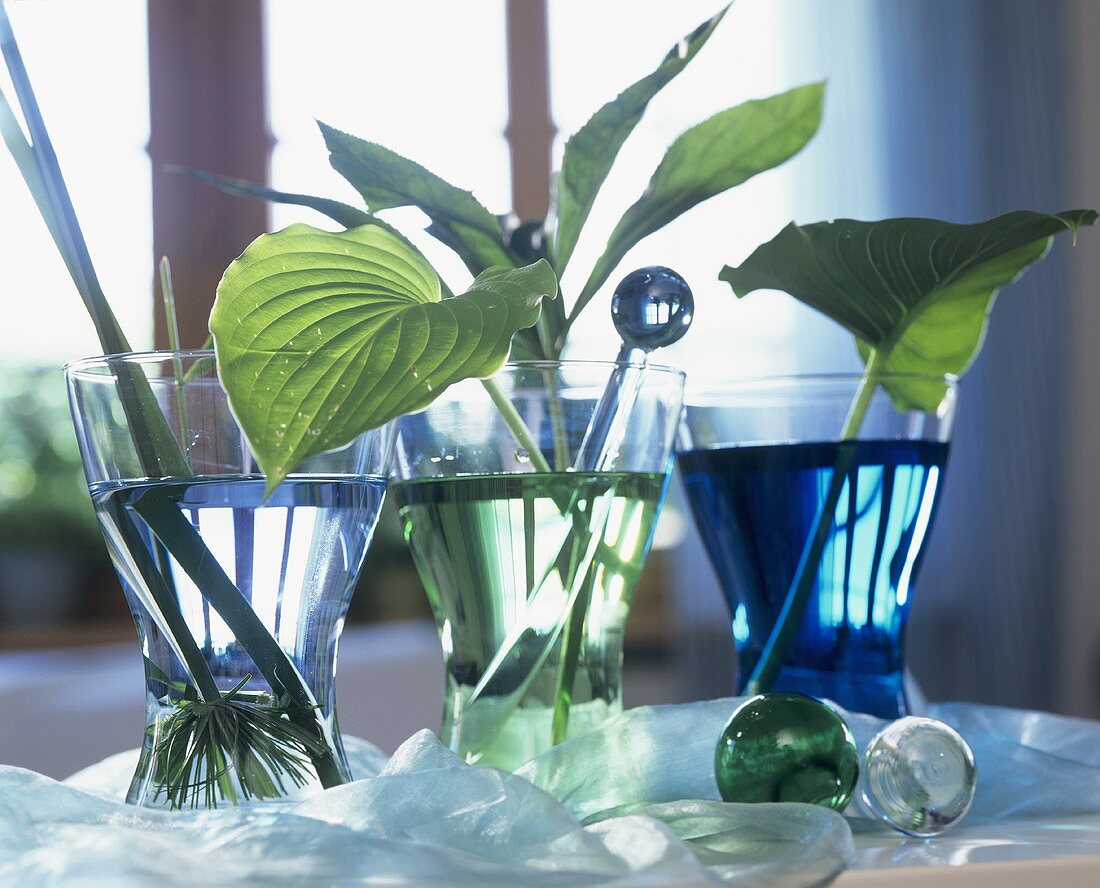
678;440;948;718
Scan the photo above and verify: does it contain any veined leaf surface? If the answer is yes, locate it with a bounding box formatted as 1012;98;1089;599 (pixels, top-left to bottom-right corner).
212;223;557;490
721;209;1098;410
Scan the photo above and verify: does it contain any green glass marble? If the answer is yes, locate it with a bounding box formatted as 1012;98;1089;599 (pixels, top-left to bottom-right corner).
714;692;859;810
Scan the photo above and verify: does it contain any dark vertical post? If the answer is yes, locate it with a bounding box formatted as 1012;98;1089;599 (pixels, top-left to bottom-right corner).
504;0;555;221
147;1;270;348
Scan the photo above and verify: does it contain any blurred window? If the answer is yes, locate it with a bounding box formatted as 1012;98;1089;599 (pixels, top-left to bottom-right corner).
0;0;152;365
266;1;510;291
0;0;875;638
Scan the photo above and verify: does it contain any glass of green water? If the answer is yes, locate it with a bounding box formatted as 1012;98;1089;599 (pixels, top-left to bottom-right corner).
392;360;685;770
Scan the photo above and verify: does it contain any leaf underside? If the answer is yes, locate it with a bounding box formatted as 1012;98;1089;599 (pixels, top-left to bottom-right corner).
175;166;375;229
721;209;1098;410
212;223;557;491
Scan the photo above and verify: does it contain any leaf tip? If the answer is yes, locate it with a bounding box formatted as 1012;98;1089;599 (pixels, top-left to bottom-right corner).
262;470;286;502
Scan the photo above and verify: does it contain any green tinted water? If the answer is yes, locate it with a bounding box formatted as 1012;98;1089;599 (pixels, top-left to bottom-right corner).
394;471;667;769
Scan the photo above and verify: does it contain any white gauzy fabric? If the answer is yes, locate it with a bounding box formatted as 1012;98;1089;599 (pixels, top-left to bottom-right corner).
0;699;1098;885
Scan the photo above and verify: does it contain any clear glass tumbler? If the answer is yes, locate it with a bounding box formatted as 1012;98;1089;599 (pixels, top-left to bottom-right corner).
392;360;685;769
677;374;957;719
66;351;394;807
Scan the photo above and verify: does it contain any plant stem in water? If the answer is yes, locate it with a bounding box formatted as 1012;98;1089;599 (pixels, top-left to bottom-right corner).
481;377;552;473
117;518;220;703
746;349;886;695
550;558;598;745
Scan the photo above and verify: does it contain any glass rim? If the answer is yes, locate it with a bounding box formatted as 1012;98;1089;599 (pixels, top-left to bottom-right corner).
64;348;217;380
496;358;686;381
686;370;959;393
64;352;688;383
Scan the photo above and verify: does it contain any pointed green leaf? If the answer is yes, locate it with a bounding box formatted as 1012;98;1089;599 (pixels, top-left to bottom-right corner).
721;209;1098;410
320;122;517;275
176;167;454;298
174;166;376;229
570;81;825;324
553;5;728;275
211;223;557;491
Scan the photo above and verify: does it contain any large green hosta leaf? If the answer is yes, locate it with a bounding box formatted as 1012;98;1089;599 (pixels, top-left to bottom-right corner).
212;223;557;491
721;210;1097;410
552;4;728;275
569;82;825;325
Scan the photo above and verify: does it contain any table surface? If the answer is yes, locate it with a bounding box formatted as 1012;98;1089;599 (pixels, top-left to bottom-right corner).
2;623;1099;883
838;856;1100;886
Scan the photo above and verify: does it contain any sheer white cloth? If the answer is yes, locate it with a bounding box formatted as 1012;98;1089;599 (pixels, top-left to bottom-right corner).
0;699;1097;885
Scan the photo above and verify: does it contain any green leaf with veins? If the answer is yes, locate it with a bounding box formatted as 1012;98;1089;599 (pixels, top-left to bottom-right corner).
721;210;1097;411
569;81;825;325
320;121;518;276
211;223;557;492
553;4;728;276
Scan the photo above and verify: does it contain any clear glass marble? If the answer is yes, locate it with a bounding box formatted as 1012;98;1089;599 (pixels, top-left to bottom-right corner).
861;716;977;836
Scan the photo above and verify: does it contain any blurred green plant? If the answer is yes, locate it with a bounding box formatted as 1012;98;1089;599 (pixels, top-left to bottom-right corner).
0;368;101;555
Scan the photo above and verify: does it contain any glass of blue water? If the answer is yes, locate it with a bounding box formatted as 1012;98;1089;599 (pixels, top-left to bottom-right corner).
677;374;957;719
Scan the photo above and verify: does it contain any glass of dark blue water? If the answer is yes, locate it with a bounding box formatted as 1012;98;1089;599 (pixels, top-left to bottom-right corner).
677;374;957;719
66;351;394;806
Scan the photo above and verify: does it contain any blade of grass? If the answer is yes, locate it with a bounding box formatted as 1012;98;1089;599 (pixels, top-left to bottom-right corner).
0;87;80;282
0;6;120;349
1;5;190;477
130;489;345;788
159;257;192;466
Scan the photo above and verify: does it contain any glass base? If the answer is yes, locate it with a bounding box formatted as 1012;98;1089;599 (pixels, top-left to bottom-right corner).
742;666;908;720
445;697;618;771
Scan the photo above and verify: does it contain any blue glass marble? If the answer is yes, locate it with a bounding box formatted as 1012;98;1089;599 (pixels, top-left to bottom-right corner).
610;266;694;351
574;267;693;471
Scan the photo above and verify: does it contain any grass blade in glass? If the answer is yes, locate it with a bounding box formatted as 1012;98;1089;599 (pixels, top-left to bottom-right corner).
679;439;947;718
92;474;386;806
395;470;666;769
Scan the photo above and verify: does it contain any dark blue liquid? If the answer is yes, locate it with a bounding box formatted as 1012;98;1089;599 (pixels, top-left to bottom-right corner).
678;440;949;718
